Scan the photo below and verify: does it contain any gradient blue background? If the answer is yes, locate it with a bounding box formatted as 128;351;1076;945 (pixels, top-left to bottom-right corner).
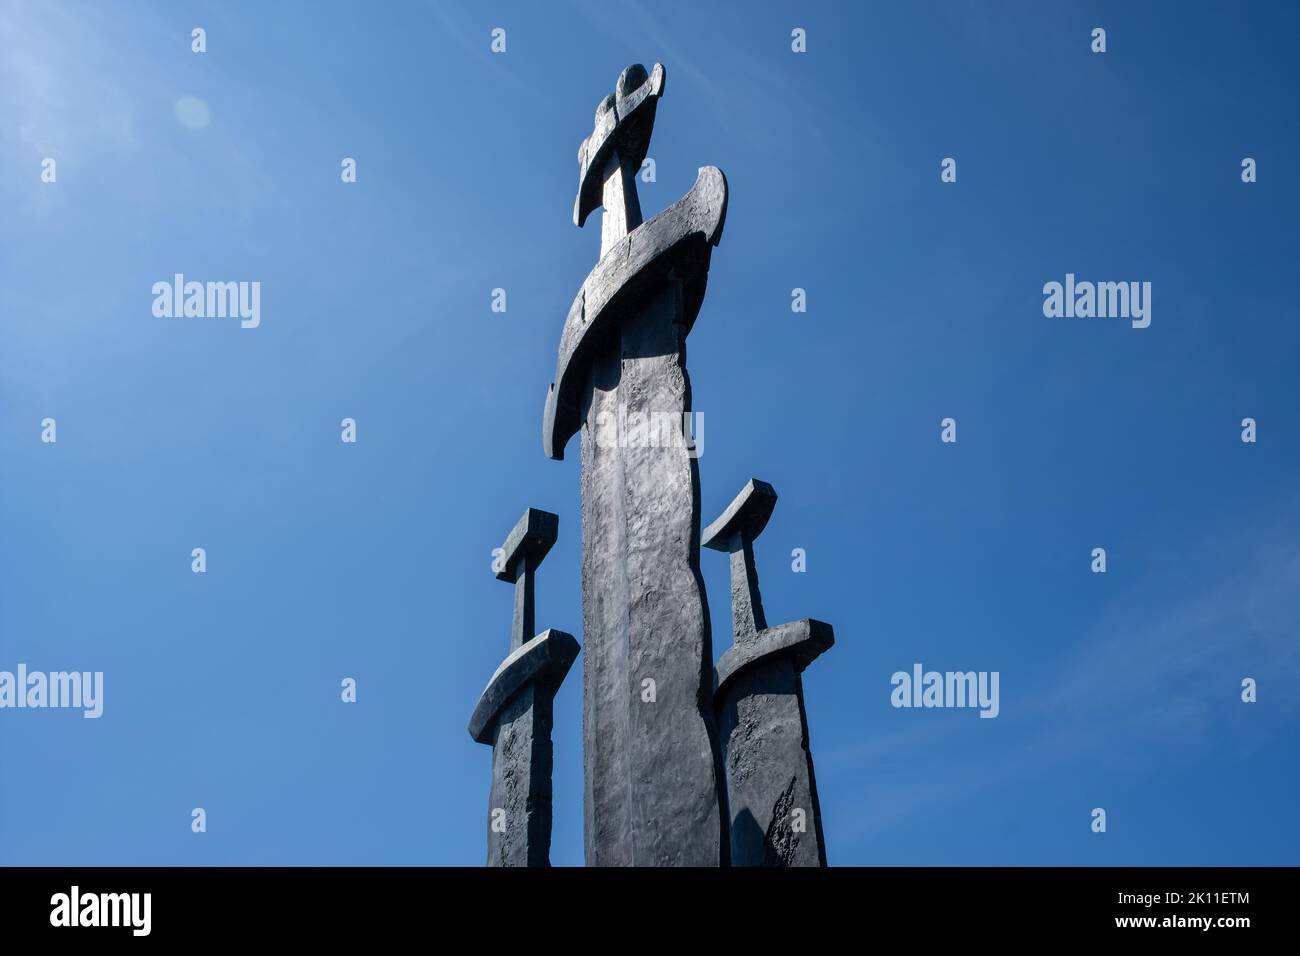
2;0;1297;866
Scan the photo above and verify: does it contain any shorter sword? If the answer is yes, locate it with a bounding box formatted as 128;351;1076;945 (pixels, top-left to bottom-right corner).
705;480;834;866
468;508;578;867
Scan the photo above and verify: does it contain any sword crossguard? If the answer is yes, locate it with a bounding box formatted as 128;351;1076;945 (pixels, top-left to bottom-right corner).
468;629;580;745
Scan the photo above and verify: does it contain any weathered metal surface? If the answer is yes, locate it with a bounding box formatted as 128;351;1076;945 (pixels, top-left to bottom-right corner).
543;165;728;462
546;65;729;866
468;509;577;867
574;63;665;229
707;481;834;867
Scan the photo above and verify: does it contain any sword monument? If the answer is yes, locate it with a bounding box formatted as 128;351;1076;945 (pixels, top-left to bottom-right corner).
468;508;579;866
468;62;837;867
543;63;729;866
704;479;834;866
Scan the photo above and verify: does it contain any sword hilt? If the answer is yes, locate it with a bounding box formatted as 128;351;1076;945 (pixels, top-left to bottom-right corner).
495;508;559;650
702;479;778;641
573;63;666;240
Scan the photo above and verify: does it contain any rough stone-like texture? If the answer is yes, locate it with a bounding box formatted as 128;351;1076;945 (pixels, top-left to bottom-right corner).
486;683;554;867
468;508;577;867
578;284;725;866
545;64;730;867
716;635;828;867
471;629;578;868
706;480;833;867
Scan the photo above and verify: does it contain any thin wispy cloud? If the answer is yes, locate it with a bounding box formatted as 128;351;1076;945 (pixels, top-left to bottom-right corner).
825;493;1300;844
0;3;143;159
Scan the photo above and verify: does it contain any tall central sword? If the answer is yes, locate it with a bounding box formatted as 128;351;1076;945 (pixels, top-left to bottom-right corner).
542;63;730;866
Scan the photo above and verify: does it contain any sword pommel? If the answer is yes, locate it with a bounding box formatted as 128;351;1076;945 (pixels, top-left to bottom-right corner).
704;479;779;640
574;63;666;230
494;508;558;582
703;479;777;552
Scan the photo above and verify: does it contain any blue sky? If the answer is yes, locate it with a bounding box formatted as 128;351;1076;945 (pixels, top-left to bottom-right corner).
1;0;1297;866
